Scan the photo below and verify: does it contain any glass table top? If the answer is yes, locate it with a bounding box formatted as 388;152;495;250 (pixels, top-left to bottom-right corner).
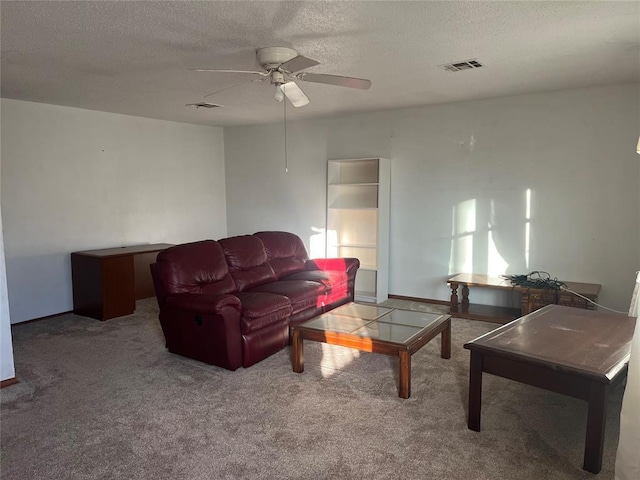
329;303;393;320
300;305;449;345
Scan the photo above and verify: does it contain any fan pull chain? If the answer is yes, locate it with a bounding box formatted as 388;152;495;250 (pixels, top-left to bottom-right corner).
283;95;288;173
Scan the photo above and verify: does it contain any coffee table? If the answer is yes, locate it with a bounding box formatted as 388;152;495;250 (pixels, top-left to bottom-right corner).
464;304;635;473
291;303;451;398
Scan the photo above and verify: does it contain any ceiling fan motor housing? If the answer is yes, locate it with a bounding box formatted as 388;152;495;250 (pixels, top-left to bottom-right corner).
270;71;285;86
256;47;297;70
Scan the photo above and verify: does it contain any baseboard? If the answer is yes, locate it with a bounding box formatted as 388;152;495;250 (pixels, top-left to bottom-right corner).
11;310;73;327
388;294;450;306
0;377;19;388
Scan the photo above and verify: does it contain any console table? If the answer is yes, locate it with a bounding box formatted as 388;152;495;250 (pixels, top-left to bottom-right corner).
71;244;173;320
447;273;601;323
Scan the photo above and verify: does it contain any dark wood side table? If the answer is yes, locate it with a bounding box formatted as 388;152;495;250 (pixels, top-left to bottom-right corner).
464;305;635;473
71;244;173;320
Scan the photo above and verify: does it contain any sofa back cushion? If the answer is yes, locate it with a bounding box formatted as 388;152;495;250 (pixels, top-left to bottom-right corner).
219;235;277;291
254;231;309;279
154;240;236;298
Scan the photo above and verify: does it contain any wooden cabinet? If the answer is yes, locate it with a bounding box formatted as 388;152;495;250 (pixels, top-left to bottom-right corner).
326;158;390;303
71;244;172;320
521;282;599;315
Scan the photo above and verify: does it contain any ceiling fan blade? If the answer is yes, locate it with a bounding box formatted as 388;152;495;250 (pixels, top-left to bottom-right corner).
190;68;269;77
203;77;266;98
295;72;371;90
279;55;320;73
185;102;224;109
281;82;309;107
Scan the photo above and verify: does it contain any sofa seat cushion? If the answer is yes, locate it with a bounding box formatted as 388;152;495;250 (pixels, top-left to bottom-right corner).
284;270;348;291
249;280;327;314
284;270;349;306
235;291;292;334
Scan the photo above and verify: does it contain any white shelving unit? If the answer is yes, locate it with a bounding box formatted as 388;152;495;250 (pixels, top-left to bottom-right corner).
326;158;390;303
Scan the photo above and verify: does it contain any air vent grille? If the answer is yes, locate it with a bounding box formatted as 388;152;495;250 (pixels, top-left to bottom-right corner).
438;59;484;72
185;102;222;109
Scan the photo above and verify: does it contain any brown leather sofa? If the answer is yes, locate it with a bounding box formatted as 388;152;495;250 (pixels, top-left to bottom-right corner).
150;231;359;370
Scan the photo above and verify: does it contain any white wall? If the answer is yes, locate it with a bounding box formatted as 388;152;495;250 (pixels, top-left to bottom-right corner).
225;83;640;312
1;99;227;323
0;164;16;381
224;121;329;251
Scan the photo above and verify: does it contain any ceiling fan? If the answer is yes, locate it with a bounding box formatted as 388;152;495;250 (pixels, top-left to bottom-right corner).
191;47;371;107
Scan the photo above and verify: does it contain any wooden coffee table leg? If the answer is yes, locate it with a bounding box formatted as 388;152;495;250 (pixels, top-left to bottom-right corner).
398;350;411;399
441;319;451;359
292;329;304;373
583;383;607;473
468;350;483;431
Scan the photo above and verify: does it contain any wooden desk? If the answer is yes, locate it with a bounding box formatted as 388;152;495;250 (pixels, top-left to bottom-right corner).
71;244;172;320
464;305;635;473
447;273;601;323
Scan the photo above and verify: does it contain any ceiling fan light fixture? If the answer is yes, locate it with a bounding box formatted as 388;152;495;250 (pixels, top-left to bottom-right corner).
281;82;309;107
274;84;285;102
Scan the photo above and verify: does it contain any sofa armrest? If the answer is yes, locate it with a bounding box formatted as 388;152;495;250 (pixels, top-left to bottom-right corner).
163;293;241;315
306;257;360;275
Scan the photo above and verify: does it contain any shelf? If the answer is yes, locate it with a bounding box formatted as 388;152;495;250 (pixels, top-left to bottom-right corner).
327;183;378;210
328;207;378;210
328;158;380;185
450;303;520;324
355;291;378;303
329;158;380;163
329;182;380;187
327;157;389;304
358;264;377;271
336;245;377;268
334;243;377;249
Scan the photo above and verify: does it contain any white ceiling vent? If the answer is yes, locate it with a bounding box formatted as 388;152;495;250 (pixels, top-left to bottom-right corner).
185;102;222;109
438;59;484;72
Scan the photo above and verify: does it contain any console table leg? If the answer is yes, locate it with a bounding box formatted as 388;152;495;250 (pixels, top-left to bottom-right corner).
583;383;607;473
399;350;411;399
468;351;483;431
461;285;470;311
292;329;304;373
450;283;459;312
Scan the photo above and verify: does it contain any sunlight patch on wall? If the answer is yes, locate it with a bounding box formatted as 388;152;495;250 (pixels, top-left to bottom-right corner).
325;229;338;258
487;230;508;275
309;226;326;259
487;199;508;276
449;199;476;274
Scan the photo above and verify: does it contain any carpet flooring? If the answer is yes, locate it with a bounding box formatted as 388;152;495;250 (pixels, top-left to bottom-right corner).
1;298;624;479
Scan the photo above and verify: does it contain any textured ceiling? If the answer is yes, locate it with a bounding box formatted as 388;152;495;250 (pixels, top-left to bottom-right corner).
1;1;639;127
